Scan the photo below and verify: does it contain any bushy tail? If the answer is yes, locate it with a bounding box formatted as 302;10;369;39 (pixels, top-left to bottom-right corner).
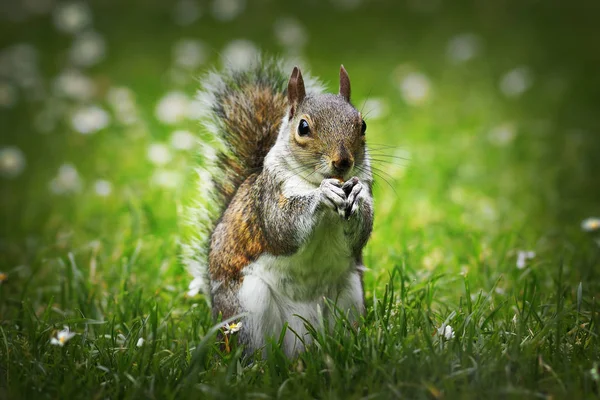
181;58;321;298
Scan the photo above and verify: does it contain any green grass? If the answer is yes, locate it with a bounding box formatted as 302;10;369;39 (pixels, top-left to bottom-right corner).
1;0;600;398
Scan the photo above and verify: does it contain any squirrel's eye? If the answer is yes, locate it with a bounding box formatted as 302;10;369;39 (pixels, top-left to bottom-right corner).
361;120;367;135
298;119;310;137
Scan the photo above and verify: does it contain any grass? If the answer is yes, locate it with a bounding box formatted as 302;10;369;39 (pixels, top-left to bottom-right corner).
1;0;600;398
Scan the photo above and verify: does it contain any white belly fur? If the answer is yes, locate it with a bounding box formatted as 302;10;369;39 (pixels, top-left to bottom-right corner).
237;214;364;355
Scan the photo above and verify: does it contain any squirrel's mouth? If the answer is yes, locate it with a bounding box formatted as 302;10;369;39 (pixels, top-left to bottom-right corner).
323;174;345;183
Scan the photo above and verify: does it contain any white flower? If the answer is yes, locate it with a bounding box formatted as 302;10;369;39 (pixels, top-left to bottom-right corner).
446;33;482;64
591;363;600;382
53;69;95;101
186;98;205;120
173;0;202;26
69;31;106;67
0;81;18;108
488;123;516;146
399;72;431;106
116;333;127;346
71;105;110;134
437;324;455;340
221;40;259;71
49;163;82;195
50;326;76;346
155;91;189;124
0;146;26;179
172;39;206;70
274;17;308;49
516;250;536;269
106;86;138;125
53;2;92;34
211;0;245;21
187;276;206;297
581;217;600;232
360;98;388;120
330;0;362;10
147;143;172;166
34;100;68;133
0;44;41;91
223;321;243;335
499;66;533;98
23;0;55;15
151;169;181;189
136;337;145;347
170;130;196;150
94;179;112;197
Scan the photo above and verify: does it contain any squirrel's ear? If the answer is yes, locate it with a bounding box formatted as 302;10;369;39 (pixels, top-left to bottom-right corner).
287;66;306;118
339;65;351;102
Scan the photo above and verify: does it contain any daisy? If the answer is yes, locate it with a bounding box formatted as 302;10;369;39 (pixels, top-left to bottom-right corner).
223;321;242;335
581;217;600;232
437;324;455;340
516;250;536;269
50;326;76;347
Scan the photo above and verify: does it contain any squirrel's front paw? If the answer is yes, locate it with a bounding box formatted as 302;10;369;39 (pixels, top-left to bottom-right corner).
320;178;347;217
342;177;365;219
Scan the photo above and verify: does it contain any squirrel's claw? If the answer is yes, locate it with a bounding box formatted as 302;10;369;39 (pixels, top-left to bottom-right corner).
320;178;347;214
344;178;364;219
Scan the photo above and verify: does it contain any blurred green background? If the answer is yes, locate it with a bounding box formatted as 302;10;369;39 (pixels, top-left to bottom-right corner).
1;0;600;398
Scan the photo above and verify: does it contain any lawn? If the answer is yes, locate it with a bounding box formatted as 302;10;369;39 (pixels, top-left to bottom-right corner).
1;0;600;398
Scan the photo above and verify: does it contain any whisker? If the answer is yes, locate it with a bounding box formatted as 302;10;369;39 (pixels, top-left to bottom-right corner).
354;165;398;197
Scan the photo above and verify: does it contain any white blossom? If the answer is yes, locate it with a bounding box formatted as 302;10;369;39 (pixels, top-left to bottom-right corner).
23;0;55;15
330;0;362;10
173;0;202;26
172;39;206;70
0;44;41;91
94;179;112;197
170;130;196;150
155;91;189;124
151;169;181;189
69;31;106;67
221;40;259;71
106;86;138;125
211;0;245;21
399;72;431;106
446;33;482;64
499;67;533;98
49;163;82;195
581;217;600;232
187;98;205;120
0;82;18;108
71;105;110;134
360;98;388;120
0;146;26;179
50;326;76;346
274;17;308;49
53;69;95;101
516;250;536;269
53;2;92;34
147;143;172;166
136;337;145;347
223;321;243;335
488;123;516;146
437;324;455;340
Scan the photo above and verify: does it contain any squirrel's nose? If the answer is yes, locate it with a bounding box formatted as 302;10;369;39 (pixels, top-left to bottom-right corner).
332;158;353;174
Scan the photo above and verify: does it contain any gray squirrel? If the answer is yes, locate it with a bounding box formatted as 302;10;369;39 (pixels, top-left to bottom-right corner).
183;58;374;356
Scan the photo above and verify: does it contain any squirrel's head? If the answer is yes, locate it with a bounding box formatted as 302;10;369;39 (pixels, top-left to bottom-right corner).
285;65;367;183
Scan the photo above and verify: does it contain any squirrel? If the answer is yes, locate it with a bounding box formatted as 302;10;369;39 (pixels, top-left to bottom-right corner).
183;58;374;356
